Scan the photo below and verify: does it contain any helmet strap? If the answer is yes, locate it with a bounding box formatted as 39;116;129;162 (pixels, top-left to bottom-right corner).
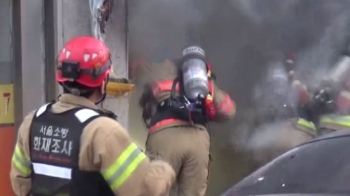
60;83;94;97
95;92;106;105
95;74;110;105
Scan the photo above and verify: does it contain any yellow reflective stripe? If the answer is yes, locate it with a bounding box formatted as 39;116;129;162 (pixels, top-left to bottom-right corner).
102;143;146;191
12;144;31;175
110;152;146;190
321;115;350;127
297;118;316;131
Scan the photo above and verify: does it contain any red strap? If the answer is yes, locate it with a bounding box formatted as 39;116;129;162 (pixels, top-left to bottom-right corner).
152;80;180;97
206;62;212;71
148;118;182;134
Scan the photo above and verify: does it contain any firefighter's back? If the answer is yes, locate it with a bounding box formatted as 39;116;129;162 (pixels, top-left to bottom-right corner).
146;124;210;196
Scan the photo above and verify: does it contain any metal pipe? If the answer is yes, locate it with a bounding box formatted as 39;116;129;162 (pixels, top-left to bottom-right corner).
12;0;23;130
44;0;57;102
125;0;129;77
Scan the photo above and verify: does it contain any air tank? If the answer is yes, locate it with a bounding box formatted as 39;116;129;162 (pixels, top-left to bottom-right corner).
181;46;209;100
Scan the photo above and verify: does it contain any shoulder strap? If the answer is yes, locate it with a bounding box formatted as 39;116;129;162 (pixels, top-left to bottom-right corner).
74;108;100;123
171;76;181;99
35;102;55;118
74;108;118;125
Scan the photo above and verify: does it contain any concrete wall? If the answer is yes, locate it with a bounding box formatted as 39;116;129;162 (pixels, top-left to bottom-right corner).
20;0;46;117
60;0;129;128
0;0;12;84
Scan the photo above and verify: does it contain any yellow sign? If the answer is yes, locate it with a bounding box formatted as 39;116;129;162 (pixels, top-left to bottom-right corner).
0;84;14;124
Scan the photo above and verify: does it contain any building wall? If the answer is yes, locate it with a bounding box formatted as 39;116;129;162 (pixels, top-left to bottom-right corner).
60;0;129;128
0;0;15;194
3;0;129;195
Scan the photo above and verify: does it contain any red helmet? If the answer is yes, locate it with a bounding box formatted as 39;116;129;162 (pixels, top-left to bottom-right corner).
56;36;111;88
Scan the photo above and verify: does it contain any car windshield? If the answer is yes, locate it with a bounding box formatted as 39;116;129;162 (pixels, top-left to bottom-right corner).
223;133;350;196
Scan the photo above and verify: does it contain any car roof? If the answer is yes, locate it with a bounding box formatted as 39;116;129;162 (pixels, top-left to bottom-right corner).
222;129;350;196
295;129;350;147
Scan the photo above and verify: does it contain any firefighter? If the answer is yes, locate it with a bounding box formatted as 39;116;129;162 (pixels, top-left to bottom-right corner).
138;46;236;196
315;49;350;134
283;56;317;146
270;73;317;156
10;36;175;196
251;56;316;163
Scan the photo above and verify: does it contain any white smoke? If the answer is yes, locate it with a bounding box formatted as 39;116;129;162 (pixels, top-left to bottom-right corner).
128;1;350;194
297;10;350;89
232;62;297;163
128;0;350;164
229;0;350;164
230;0;299;24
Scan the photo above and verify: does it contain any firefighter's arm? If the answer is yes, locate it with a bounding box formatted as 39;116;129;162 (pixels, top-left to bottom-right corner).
10;113;34;196
291;79;311;106
212;82;236;121
93;120;175;196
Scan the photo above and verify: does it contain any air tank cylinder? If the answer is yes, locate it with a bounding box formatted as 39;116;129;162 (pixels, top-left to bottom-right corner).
181;46;209;101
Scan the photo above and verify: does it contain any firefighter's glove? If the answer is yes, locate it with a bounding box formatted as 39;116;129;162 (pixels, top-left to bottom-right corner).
313;88;335;114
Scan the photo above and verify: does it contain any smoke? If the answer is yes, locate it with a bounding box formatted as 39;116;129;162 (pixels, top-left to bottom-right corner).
228;0;350;163
230;62;298;163
128;0;212;61
128;0;350;194
297;6;350;89
231;0;299;25
128;0;350;165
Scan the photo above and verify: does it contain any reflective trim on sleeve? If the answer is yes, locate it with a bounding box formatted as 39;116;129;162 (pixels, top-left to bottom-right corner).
297;118;316;131
102;143;146;191
320;115;350;128
148;118;183;135
217;95;235;114
12;144;31;176
152;80;179;97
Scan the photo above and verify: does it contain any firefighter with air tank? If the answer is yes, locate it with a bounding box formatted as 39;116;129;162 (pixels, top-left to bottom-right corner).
251;55;316;162
281;47;350;137
311;47;350;134
138;46;236;196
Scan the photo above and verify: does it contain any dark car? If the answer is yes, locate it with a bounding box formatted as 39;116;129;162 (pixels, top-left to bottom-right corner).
222;130;350;196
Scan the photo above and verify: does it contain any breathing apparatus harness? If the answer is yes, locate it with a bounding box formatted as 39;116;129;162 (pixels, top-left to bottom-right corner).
147;54;217;129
